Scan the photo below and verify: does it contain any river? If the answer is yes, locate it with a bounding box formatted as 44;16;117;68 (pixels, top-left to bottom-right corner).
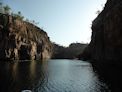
0;59;111;92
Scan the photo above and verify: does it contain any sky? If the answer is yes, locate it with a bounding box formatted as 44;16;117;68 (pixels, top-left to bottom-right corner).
2;0;106;46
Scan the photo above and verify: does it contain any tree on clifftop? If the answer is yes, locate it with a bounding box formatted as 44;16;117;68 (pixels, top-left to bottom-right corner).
0;2;3;13
3;5;11;14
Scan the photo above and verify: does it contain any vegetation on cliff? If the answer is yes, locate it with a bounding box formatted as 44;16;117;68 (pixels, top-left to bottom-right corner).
0;2;39;25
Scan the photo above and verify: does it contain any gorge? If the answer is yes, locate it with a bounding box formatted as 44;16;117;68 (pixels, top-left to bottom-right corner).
0;0;122;91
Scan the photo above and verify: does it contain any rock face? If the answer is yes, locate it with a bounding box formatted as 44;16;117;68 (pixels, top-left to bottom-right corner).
0;13;52;60
52;43;87;59
80;0;122;61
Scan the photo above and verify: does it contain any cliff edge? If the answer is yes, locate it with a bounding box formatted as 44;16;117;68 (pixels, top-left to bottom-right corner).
0;13;52;60
79;0;122;62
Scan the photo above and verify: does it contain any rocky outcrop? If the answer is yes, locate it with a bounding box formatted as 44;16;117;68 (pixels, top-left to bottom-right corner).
0;13;52;60
79;0;122;62
52;43;87;59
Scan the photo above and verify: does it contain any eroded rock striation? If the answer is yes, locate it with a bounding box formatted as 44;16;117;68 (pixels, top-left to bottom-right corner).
79;0;122;62
0;13;52;60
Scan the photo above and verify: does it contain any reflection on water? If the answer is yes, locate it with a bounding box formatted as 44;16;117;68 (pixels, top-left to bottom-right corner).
92;62;122;92
0;60;45;92
0;59;120;92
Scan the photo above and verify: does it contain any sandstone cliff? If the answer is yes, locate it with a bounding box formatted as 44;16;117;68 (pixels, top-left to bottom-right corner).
52;43;87;59
79;0;122;62
0;13;52;60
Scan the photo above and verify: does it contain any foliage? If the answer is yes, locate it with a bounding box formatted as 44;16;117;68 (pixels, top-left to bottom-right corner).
0;3;39;26
0;2;3;13
12;11;24;20
96;10;101;15
3;5;11;14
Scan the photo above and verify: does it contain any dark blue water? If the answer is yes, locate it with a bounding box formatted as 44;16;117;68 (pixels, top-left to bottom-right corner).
0;59;110;92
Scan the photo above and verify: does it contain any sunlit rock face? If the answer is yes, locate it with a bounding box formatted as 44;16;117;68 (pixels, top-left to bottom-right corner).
80;0;122;61
0;13;52;60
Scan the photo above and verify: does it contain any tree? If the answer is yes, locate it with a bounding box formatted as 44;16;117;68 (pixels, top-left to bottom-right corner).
96;10;101;15
12;11;24;20
3;5;11;14
0;2;3;13
25;18;29;22
18;11;21;15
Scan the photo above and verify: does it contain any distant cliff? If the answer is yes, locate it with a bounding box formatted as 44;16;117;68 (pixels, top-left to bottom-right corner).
79;0;122;62
0;13;52;60
52;43;87;59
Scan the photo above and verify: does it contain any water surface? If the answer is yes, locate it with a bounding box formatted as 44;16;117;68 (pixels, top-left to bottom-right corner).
0;59;109;92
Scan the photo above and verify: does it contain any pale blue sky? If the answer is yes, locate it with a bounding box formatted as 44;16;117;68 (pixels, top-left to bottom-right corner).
3;0;106;46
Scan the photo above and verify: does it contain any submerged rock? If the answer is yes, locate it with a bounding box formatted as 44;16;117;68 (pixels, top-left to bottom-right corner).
0;13;52;60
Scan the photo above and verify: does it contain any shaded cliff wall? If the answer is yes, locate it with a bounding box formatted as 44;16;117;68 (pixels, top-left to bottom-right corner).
52;43;87;59
80;0;122;61
0;13;52;60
